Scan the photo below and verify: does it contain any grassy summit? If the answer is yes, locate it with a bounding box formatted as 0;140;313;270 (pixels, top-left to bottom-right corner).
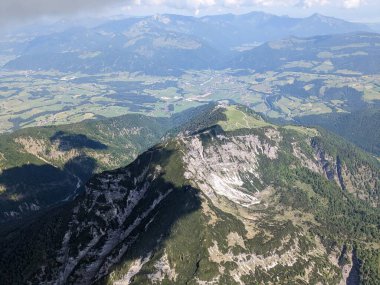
218;106;274;131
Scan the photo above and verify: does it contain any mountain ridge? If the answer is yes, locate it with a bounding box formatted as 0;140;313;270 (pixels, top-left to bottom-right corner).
1;104;379;284
2;12;374;75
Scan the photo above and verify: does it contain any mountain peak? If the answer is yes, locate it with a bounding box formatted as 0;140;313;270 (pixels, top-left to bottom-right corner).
173;102;273;135
151;14;172;25
216;104;273;131
305;13;352;25
309;12;325;18
1;102;379;284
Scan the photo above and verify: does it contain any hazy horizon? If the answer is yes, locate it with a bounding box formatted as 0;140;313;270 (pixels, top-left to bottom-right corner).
2;0;380;33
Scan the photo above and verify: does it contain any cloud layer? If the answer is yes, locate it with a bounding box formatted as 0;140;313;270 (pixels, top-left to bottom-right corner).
129;0;363;10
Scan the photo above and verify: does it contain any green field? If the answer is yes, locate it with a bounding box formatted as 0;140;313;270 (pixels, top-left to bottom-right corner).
0;68;379;133
218;106;274;131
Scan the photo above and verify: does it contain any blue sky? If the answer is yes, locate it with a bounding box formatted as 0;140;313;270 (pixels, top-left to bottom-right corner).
1;0;380;28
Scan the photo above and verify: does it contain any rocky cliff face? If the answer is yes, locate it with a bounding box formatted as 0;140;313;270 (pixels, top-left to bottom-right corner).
33;151;174;284
1;105;379;285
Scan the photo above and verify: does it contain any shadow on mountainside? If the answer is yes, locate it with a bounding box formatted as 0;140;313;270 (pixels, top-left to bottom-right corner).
91;147;203;284
0;147;203;285
0;155;97;222
50;131;108;151
347;249;361;285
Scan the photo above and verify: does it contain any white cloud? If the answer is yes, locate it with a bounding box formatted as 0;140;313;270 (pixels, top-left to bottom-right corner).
300;0;330;8
129;0;363;10
343;0;363;9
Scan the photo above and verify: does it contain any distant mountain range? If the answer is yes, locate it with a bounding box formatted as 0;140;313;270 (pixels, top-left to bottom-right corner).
2;12;376;75
231;32;380;74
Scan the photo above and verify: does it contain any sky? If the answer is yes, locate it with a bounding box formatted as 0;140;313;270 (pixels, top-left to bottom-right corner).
1;0;380;30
